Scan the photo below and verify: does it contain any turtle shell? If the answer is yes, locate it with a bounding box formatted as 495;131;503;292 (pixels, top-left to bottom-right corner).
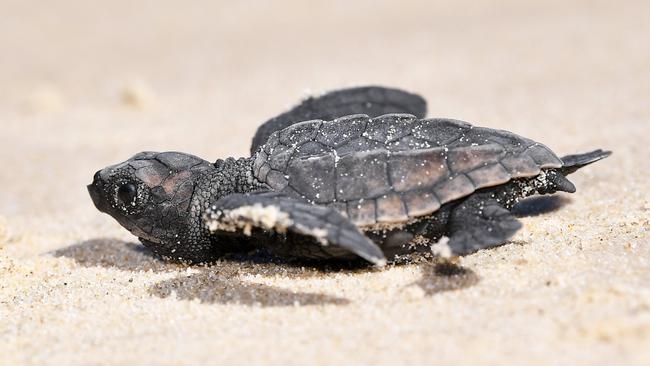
252;114;563;226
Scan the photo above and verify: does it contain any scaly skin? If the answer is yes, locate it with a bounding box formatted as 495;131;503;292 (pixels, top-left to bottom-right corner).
88;152;264;263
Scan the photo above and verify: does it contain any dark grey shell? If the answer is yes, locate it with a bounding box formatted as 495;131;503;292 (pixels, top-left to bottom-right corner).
252;114;563;226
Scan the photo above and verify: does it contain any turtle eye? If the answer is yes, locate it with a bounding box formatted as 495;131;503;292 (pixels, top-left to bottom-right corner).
117;183;138;205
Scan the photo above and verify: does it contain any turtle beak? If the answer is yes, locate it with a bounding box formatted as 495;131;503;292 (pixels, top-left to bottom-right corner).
88;170;108;213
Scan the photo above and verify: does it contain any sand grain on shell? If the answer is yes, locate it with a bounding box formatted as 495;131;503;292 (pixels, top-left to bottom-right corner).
1;0;650;365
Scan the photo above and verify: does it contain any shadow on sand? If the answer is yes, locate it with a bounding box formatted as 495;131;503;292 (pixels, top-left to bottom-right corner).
53;238;480;306
52;238;348;306
52;238;177;272
414;261;480;296
511;195;571;218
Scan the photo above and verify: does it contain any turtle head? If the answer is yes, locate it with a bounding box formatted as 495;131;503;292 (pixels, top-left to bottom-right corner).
88;151;217;262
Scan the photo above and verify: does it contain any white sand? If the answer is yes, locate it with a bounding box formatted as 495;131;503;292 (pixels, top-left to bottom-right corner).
1;1;649;365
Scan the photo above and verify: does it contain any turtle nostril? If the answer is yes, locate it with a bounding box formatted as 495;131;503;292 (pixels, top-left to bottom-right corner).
88;170;106;211
93;170;102;184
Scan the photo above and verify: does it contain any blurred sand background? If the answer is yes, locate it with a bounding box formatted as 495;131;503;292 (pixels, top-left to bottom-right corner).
1;0;649;365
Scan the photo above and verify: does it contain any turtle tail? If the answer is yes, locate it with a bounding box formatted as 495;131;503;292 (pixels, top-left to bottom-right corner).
560;149;612;175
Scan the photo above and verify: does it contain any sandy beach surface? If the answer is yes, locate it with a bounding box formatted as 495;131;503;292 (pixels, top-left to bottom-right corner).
1;1;649;365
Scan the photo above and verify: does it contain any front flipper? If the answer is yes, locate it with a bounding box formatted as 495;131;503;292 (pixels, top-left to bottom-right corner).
250;86;427;154
203;192;387;266
447;194;523;255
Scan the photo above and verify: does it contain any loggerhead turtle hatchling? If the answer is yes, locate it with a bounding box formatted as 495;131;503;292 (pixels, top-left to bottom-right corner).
88;86;611;266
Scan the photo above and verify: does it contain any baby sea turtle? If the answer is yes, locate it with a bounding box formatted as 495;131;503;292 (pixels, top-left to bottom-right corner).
88;86;611;266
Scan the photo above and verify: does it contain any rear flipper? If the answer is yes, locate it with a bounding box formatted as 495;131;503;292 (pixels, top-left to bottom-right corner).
250;86;427;154
447;194;522;255
561;149;612;175
204;191;386;266
534;149;611;194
